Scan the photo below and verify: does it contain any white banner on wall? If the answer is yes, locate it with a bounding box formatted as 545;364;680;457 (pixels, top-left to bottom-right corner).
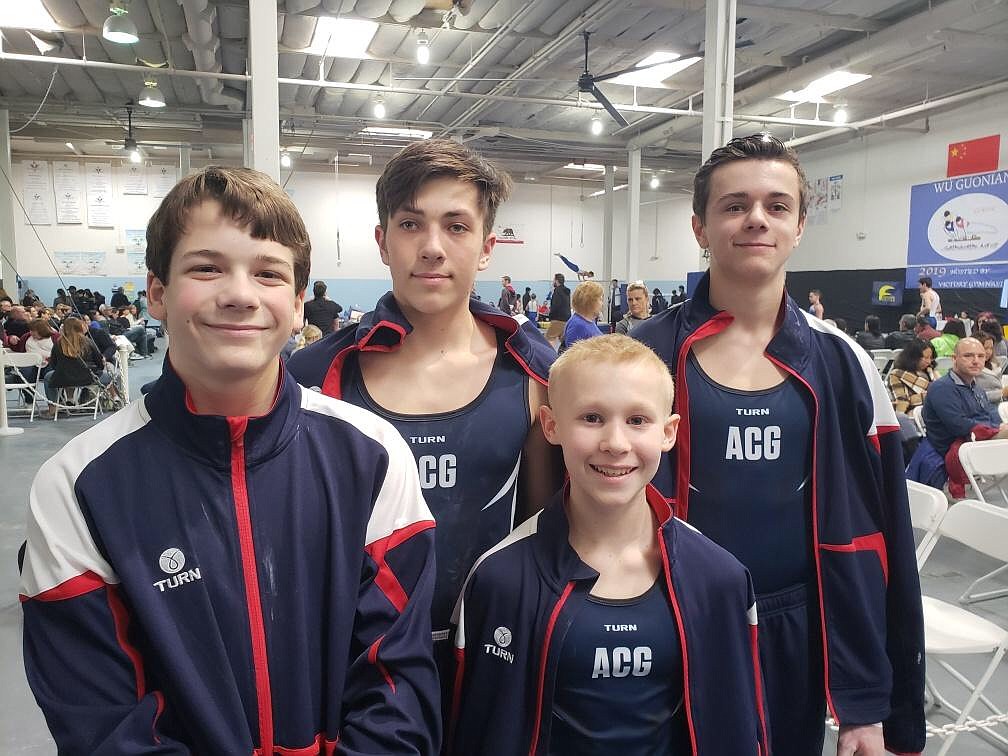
151;165;177;198
53;251;108;276
85;162;114;227
828;174;844;212
52;160;84;224
122;164;148;195
21;160;52;225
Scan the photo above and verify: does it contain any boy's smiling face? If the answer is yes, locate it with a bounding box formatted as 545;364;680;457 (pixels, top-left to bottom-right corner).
541;359;678;511
147;200;304;402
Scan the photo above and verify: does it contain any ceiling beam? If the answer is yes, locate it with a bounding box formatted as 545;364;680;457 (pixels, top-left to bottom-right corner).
735;4;886;32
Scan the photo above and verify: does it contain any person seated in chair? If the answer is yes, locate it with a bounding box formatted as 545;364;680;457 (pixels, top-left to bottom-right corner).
922;337;1008;459
41;317;115;417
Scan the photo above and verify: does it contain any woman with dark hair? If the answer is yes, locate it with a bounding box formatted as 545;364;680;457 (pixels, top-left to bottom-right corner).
930;318;966;357
888;339;938;414
855;314;885;351
976;334;1008;404
650;287;668;313
978;317;1006;362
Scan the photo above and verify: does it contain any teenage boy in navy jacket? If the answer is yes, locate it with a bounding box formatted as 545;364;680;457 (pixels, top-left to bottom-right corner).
288;140;560;686
634;135;925;755
21;166;440;755
450;334;768;755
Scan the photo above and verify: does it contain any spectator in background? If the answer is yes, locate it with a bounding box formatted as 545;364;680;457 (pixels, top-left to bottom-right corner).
888;339;937;415
855;314;885;351
917;276;941;327
133;290;148;320
525;291;538;322
521;286;532;314
914;314;941;342
52;288;70;308
19;318;56;395
2;305;31;351
977;314;1006;362
498;275;520;314
923;337;1008;457
608;278;622;330
885;314;919;350
651;287;669;313
808;289;824;319
958;311;974;336
832;317;849;334
21;289;41;308
930;318;966;358
546;272;571;349
303;280;342;335
976;334;1008;404
615;281;651;335
109;286;129;308
561;280;603;351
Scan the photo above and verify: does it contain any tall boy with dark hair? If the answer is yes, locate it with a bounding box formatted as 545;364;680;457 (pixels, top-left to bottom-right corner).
635;135;925;756
288;139;559;680
21;166;440;755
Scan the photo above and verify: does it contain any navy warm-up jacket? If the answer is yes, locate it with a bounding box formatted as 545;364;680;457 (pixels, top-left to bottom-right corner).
21;358;441;755
634;272;926;754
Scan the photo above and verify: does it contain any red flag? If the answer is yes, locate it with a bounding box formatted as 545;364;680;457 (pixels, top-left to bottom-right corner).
947;135;1000;177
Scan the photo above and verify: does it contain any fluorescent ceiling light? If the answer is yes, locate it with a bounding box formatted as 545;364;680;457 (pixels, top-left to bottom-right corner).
307;18;379;58
589;184;628;198
609;52;701;88
361;126;433;139
776;71;871;103
564;162;606;171
590;117;603;136
0;1;60;31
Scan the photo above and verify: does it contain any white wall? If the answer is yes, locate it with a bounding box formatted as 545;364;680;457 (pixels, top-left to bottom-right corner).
791;92;1008;272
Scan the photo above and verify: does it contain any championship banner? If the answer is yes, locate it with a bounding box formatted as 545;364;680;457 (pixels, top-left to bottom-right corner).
905;169;1008;289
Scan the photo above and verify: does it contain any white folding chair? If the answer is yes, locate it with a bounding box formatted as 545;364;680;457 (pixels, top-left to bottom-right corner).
3;352;44;421
919;499;1008;754
999;402;1008;423
52;384;102;420
906;480;948;569
871;348;896;375
911;405;926;436
959;439;1008;507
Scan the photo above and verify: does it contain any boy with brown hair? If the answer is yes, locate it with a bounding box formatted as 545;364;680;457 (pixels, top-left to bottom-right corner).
635;135;924;755
449;334;768;754
288;140;560;679
21;166;441;755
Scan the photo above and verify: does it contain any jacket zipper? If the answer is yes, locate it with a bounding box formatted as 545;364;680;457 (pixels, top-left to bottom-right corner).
228;417;275;755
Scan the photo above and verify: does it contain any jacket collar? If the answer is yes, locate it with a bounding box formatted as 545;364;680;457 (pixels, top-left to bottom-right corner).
683;271;812;372
144;354;302;469
531;484;678;592
345;291;552;383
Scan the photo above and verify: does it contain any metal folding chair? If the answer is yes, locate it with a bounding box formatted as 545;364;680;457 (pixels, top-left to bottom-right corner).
919;499;1008;754
3;352;44;422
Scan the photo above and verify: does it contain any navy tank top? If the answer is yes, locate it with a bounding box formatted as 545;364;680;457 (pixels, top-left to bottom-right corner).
549;580;686;755
341;335;531;636
684;354;814;594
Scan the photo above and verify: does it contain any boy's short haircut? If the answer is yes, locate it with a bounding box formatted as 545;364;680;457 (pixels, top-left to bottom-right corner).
146;165;311;293
570;280;604;314
693;133;809;222
918;276;933;288
809;289;821;297
548;333;674;413
626;281;648;297
375;138;513;237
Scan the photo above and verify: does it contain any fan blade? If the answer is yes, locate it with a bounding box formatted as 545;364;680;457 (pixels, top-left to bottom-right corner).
591;85;628;127
594;57;681;83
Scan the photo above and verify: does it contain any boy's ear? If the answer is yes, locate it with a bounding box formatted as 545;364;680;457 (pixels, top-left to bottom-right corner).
538;404;561;446
691;214;708;252
375;225;390;266
477;232;496;271
146;270;168;326
662;413;681;452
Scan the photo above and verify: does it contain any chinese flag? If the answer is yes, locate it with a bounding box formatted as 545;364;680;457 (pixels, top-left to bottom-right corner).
947;135;1000;177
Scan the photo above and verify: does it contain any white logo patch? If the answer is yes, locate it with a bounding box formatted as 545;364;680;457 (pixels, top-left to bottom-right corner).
153;547;202;593
484;626;515;664
159;548;185;574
